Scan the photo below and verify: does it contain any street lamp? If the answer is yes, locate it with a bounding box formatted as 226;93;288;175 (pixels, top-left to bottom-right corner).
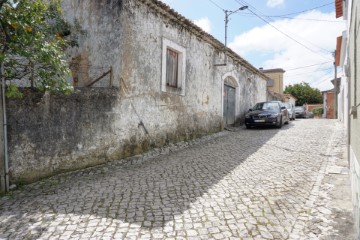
224;6;248;49
215;5;248;66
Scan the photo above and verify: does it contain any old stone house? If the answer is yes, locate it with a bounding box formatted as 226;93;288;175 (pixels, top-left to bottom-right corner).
0;0;267;189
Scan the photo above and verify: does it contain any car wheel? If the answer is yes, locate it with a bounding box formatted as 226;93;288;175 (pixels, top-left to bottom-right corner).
276;117;282;128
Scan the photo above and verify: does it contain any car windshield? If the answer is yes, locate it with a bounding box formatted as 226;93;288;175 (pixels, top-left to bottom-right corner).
253;102;280;111
284;103;292;109
295;106;304;111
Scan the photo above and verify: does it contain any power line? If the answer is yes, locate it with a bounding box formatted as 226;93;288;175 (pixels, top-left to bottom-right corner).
233;0;333;60
246;9;331;60
237;12;345;22
206;0;224;11
311;69;343;86
286;61;332;71
312;77;334;86
266;16;345;23
286;67;333;77
269;2;334;17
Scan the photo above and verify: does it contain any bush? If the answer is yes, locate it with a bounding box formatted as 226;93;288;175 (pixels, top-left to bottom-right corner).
312;107;323;117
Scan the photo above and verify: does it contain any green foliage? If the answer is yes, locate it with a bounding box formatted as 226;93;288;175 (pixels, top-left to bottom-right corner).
5;83;23;98
284;82;323;106
312;107;324;116
0;0;74;97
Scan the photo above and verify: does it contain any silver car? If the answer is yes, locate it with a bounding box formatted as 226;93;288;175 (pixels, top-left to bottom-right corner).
284;102;296;120
295;106;307;118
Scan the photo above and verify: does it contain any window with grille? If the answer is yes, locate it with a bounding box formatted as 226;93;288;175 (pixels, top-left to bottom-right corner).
161;38;186;96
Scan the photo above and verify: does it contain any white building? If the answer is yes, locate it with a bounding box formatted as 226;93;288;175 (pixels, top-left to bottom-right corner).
335;0;360;237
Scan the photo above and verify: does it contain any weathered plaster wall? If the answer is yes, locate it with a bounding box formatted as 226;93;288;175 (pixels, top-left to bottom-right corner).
6;0;266;184
62;0;266;127
348;0;360;237
7;89;119;183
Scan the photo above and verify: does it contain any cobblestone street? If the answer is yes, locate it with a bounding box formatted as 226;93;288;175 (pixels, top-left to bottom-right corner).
0;119;354;240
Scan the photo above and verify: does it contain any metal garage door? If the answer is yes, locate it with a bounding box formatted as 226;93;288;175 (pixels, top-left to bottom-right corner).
223;84;236;126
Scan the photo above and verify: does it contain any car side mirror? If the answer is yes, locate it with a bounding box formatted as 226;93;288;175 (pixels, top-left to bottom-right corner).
281;106;286;110
249;108;253;112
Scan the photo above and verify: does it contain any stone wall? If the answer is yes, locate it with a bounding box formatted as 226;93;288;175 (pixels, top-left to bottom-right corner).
7;89;119;183
5;0;266;184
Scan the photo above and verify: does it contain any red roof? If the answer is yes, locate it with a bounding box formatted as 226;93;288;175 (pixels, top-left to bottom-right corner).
336;36;342;66
335;0;343;18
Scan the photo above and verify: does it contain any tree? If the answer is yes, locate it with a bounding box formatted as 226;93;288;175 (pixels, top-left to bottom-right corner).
284;82;323;106
0;0;73;98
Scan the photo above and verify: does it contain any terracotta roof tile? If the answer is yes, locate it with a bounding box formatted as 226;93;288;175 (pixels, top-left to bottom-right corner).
139;0;268;79
335;0;343;18
335;36;342;66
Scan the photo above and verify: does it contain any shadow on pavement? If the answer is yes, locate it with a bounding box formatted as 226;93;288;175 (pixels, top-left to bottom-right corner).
0;127;280;237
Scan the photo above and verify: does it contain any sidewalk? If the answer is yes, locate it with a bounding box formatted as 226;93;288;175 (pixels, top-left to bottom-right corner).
301;122;354;240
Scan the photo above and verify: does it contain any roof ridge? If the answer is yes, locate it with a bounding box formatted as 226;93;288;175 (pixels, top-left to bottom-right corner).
139;0;267;79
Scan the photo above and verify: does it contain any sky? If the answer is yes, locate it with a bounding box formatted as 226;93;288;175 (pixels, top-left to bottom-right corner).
159;0;345;91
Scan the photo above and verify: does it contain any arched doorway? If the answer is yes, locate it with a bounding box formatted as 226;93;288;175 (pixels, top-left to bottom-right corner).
223;77;238;126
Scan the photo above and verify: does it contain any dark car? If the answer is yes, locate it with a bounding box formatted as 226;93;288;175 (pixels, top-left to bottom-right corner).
245;101;289;129
284;102;296;120
295;106;307;118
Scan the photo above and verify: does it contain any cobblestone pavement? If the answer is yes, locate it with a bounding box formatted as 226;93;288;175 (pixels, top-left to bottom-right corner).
0;119;354;240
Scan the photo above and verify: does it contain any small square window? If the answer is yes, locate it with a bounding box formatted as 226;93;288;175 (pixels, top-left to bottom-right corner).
162;38;186;96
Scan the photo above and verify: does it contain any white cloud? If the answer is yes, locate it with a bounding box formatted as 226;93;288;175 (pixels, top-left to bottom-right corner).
193;17;211;33
228;11;345;91
267;0;285;8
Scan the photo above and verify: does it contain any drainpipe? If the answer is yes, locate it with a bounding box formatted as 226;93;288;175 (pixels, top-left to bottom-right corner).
333;50;338;119
1;62;9;192
347;75;351;169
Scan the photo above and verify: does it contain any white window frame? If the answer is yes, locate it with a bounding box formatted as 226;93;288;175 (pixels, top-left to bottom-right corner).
161;38;186;96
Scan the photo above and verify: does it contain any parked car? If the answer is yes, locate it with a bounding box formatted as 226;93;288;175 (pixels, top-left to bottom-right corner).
295;106;307;118
307;111;314;118
245;101;290;129
284;102;296;120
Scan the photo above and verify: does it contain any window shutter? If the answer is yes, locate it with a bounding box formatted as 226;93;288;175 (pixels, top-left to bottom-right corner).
166;49;179;88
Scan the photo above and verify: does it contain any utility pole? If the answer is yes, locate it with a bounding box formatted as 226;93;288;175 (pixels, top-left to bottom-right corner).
215;5;248;66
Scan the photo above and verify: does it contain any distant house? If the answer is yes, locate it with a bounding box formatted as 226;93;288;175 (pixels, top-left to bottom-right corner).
0;0;268;189
283;93;297;106
260;68;286;101
322;89;336;119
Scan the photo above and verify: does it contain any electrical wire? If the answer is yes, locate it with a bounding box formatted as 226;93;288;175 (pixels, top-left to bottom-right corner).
286;61;332;71
266;16;345;23
247;8;331;59
268;2;334;17
237;12;345;23
285;67;334;77
206;0;224;11
233;0;333;60
312;77;334;86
